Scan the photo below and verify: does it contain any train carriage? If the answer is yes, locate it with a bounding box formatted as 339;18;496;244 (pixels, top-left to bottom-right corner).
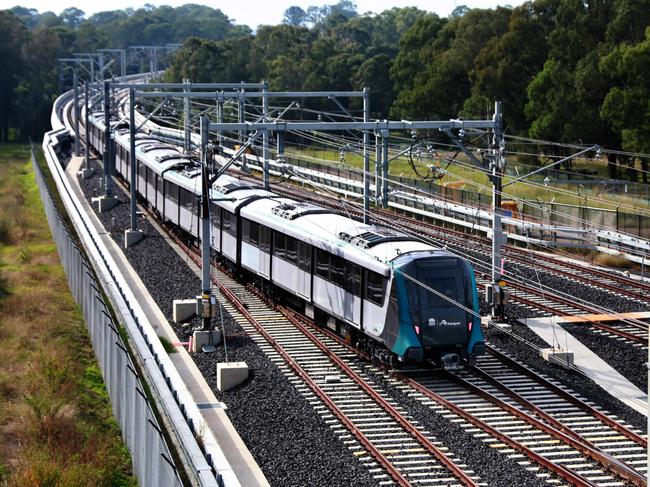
87;113;485;367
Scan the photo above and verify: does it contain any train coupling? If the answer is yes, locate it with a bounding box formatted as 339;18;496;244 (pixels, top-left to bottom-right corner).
440;353;461;370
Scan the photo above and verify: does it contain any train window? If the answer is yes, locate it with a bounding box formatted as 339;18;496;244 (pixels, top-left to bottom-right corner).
250;221;259;245
286;236;298;265
179;188;191;209
423;277;458;308
345;263;361;296
242;219;249;242
259;226;270;253
226;211;237;236
330;254;345;288
274;232;286;259
209;203;221;226
242;219;259;245
165;181;179;204
315;248;329;279
365;270;386;306
222;211;233;235
297;241;311;272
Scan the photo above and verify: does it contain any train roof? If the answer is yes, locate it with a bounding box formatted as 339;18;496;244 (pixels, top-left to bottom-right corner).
230;182;436;274
91;112;445;273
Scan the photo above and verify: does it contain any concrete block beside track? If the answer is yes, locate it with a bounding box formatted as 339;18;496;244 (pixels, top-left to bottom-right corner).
217;362;249;391
173;298;197;322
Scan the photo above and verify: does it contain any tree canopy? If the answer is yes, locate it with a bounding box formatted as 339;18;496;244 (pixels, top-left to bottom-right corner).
3;0;650;177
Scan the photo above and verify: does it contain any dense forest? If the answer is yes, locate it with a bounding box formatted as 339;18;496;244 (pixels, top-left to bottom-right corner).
1;0;650;180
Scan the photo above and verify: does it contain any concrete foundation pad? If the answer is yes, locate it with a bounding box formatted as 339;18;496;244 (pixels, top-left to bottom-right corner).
78;167;94;179
92;195;118;212
539;348;574;369
173;299;197;323
124;229;143;248
217;362;248;391
191;330;221;354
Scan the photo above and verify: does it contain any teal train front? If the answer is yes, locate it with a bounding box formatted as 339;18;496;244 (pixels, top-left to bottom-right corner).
381;250;485;368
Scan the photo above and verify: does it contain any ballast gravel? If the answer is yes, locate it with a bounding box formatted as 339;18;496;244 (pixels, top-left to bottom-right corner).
77;160;377;487
75;157;647;485
560;321;648;394
352;360;551;487
484;304;647;433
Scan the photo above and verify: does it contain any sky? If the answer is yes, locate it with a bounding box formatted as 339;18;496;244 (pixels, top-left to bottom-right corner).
4;1;527;29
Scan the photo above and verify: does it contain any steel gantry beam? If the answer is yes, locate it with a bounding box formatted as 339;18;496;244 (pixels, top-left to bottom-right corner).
129;45;180;73
98;49;127;79
205;119;496;132
203;107;504;316
97;76;505;319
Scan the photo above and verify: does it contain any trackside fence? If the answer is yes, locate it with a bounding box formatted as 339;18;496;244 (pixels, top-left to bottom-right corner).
31;147;184;487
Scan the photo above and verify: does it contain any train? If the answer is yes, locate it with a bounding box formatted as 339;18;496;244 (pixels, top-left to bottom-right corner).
86;112;485;368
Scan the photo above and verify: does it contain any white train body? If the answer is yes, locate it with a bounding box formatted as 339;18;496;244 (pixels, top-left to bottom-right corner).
86;115;485;365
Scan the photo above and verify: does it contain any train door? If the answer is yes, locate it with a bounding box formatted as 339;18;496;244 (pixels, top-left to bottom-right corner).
296;241;311;299
258;225;271;279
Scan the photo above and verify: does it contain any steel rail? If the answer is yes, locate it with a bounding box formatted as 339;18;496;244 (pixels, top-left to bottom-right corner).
275;307;598;487
103;174;417;487
175;242;414;486
486;344;647;448
279;306;479;487
447;370;647;486
503;295;646;343
470;267;649;344
175;237;477;486
400;372;597;487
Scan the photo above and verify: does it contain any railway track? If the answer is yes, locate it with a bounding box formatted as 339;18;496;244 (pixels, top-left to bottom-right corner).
68;78;650;487
169;229;647;486
84;143;649;486
198;258;481;486
299;307;649;486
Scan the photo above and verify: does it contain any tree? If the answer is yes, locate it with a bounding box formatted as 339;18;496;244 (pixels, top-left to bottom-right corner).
392;8;511;120
283;6;307;26
9;6;39;28
601;27;650;158
15;25;63;139
351;54;394;117
450;5;469;18
60;7;85;28
330;1;357;19
464;0;559;133
0;11;29;142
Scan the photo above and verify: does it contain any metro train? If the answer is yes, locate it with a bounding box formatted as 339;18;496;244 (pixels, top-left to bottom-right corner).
86;114;486;368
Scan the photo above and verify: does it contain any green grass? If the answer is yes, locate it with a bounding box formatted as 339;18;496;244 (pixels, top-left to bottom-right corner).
286;145;650;213
0;143;137;487
159;335;178;354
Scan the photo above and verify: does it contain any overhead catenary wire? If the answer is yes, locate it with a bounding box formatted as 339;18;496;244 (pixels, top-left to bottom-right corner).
129;91;644;326
129;95;644;408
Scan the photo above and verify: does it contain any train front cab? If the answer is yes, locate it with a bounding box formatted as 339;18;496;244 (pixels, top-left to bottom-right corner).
383;252;485;368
